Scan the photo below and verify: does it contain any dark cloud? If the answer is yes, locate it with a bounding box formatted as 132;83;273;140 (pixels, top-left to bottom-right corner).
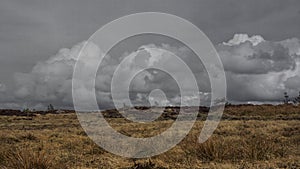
1;0;300;85
3;33;298;109
1;1;300;108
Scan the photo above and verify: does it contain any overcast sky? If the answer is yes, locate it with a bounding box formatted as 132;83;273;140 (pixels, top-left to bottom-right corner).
0;0;300;109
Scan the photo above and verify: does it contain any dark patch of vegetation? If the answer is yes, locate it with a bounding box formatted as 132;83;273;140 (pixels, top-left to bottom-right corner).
125;160;166;169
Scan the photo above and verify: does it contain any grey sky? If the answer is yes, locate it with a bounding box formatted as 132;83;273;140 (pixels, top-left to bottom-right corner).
1;0;300;109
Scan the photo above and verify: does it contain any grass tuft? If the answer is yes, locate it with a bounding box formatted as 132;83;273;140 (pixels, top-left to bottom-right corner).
1;148;53;169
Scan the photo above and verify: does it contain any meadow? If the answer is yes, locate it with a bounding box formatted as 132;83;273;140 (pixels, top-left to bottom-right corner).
0;104;299;169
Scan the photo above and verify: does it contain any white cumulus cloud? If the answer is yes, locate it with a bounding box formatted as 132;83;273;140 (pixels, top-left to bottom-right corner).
219;34;300;102
223;34;265;46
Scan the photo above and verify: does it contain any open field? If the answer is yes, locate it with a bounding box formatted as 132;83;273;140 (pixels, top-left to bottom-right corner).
0;105;299;169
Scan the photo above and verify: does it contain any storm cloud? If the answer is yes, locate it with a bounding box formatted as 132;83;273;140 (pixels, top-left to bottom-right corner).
0;33;298;109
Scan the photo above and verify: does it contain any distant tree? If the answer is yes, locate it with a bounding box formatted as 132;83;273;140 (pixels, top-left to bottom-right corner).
22;108;31;113
22;108;31;117
47;104;54;111
225;101;232;106
284;91;300;105
284;92;290;104
293;91;300;104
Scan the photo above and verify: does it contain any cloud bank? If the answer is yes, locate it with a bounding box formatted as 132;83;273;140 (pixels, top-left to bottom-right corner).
219;34;300;102
1;34;300;109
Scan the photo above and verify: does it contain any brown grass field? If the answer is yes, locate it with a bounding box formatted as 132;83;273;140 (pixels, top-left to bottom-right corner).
0;104;299;169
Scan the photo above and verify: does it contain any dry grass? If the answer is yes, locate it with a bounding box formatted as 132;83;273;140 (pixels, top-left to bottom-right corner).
1;148;55;169
0;105;299;168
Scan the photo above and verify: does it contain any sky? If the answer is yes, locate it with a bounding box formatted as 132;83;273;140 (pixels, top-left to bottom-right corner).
0;0;300;109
